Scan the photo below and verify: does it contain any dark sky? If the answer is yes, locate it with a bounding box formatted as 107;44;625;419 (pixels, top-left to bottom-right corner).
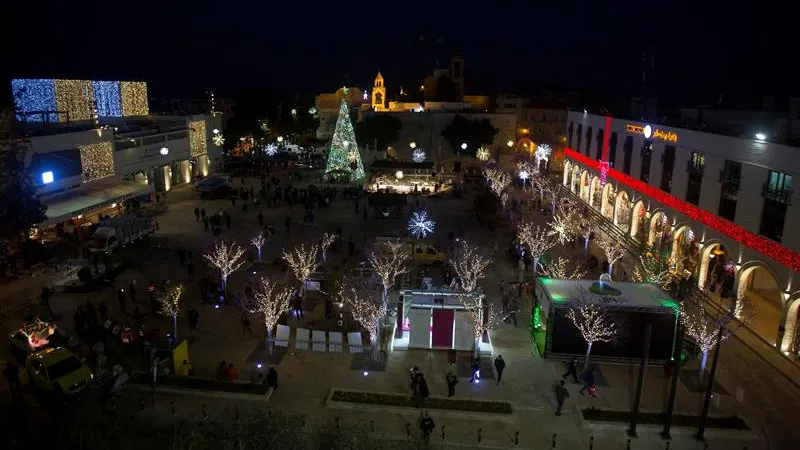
4;0;792;104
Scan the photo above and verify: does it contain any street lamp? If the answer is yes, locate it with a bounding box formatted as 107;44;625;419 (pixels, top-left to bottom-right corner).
506;140;514;148
410;142;417;149
460;143;467;150
277;136;284;143
755;133;766;141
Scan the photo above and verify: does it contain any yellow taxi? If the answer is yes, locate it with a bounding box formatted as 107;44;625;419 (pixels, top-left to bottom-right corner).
26;347;93;394
412;241;446;265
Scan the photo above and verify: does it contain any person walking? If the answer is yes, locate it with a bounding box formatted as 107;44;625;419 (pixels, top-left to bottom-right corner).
446;371;458;397
40;286;53;314
203;215;210;231
266;367;278;390
414;373;429;407
3;361;21;394
579;367;597;397
226;363;238;381
257;211;264;226
200;208;206;220
470;358;481;383
494;355;506;385
562;357;580;383
555;379;570;416
188;308;199;330
418;411;435;444
117;288;128;315
193;207;200;222
241;313;253;337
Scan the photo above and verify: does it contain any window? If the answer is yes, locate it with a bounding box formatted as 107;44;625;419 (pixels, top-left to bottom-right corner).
639;140;653;183
720;160;742;191
718;160;742;221
595;128;604;161
622;136;633;174
608;132;618;167
685;151;705;205
585;126;592;156
576;124;583;151
759;171;792;241
718;188;738;221
660;145;676;193
567;122;575;148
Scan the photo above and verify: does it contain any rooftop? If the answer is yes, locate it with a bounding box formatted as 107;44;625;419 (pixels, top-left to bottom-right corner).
536;278;677;312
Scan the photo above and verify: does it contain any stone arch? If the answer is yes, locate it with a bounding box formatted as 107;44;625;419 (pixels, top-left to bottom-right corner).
516;137;535;151
647;210;668;247
600;182;614;219
572;166;581;193
588;176;601;209
737;260;784;345
697;239;731;290
579;171;590;201
563;160;572;186
670;225;699;277
614;190;631;230
630;200;646;239
780;295;800;352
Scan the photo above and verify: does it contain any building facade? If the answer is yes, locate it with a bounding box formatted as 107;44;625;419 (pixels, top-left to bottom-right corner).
562;111;800;355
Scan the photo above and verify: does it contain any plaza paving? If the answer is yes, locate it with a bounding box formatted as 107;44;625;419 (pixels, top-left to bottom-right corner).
0;171;797;449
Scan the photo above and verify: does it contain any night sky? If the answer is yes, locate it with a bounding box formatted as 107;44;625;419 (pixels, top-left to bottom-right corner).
4;0;793;104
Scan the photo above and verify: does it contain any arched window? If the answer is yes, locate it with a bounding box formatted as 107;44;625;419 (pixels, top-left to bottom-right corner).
375;93;383;104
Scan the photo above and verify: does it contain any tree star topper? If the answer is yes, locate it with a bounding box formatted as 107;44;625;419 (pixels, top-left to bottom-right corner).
408;210;436;239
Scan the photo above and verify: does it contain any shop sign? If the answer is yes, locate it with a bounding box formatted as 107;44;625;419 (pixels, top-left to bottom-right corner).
625;124;678;143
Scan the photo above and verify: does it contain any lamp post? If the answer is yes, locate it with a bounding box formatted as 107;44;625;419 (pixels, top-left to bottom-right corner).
696;324;725;440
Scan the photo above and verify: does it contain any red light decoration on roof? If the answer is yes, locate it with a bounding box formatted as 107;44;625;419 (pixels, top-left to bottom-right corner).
565;147;800;271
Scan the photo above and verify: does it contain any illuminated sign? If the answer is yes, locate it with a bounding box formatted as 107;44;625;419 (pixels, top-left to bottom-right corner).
41;171;54;184
625;124;678;143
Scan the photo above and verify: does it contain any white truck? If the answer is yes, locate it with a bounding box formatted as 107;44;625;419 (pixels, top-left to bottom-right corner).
88;215;155;253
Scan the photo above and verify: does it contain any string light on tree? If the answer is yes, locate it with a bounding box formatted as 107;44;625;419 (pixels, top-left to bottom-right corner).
483;167;511;198
412;148;426;163
344;283;385;357
324;98;365;182
252;278;294;354
212;134;225;147
459;291;505;357
202;239;247;291
367;240;410;310
631;246;672;289
283;242;321;297
159;284;184;339
542;256;587;280
251;230;267;262
680;296;749;381
449;240;492;293
319;232;337;264
407;210;436;239
476;146;490;162
597;235;625;275
567;286;618;371
548;209;581;245
516;221;556;276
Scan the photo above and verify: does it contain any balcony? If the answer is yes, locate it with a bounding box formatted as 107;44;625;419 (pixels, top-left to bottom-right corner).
718;170;741;191
761;183;793;204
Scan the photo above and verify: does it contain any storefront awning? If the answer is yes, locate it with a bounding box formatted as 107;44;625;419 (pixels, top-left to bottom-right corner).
39;178;154;226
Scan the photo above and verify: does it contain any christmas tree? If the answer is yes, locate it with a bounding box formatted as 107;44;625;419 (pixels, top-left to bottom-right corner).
324;94;365;182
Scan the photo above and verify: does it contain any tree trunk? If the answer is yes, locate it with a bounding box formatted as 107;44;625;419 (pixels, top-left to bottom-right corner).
584;238;590;254
608;262;614;275
532;258;540;277
258;249;262;262
474;337;480;358
698;350;708;382
583;341;593;372
265;328;272;355
173;315;177;340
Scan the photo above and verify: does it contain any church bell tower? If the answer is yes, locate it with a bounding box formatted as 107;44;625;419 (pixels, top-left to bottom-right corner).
372;71;386;111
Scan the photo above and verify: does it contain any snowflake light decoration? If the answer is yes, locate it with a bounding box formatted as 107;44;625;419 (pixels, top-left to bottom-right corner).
407;210;436;239
535;144;552;164
264;143;278;156
412;148;426;163
476;146;490;162
212;134;225;147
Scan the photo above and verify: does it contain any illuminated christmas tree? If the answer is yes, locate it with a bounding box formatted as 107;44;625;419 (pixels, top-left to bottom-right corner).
324;94;365;182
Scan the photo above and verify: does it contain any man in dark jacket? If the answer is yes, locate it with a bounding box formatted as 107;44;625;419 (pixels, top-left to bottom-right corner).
418;411;435;444
446;371;458;397
555;380;570;416
562;356;580;383
494;355;506;385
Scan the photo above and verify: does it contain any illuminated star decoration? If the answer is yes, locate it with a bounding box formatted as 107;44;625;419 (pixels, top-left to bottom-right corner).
535;144;552;165
264;143;278;156
212;134;225;147
476;146;490;162
412;148;426;163
407;210;436;239
519;170;530;181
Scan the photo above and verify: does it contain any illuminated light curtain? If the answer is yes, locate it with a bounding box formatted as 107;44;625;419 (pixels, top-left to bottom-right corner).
120;81;149;116
11;79;58;122
564;148;800;271
54;79;94;122
188;120;207;157
79;142;115;183
93;81;122;117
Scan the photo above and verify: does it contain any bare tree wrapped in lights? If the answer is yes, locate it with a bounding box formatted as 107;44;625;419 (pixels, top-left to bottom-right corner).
367;240;410;311
159;284;184;339
251;230;267;262
516;221;556;276
548;208;581;245
203;240;247;291
542;256;587;280
680;295;750;381
596;235;625;275
567;286;618;371
483;167;511;198
344;283;385;357
283;242;321;297
631;245;673;290
449;240;492;293
319;232;337;264
251;277;294;354
578;212;598;253
459;291;505;358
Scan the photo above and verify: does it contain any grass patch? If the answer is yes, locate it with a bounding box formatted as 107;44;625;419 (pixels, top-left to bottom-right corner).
533;329;547;357
330;390;513;414
581;408;750;430
131;372;270;395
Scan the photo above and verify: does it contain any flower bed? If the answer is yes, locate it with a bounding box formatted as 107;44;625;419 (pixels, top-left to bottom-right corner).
131;372;270;395
329;390;513;414
581;408;750;430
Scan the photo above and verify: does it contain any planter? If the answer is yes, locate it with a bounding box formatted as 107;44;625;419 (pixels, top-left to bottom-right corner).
580;407;750;430
328;389;512;415
130;372;270;395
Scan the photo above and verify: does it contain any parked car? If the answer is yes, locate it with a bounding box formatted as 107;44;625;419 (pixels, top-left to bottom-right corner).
26;347;93;394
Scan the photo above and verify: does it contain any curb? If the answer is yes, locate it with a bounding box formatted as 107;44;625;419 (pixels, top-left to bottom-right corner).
127;383;271;402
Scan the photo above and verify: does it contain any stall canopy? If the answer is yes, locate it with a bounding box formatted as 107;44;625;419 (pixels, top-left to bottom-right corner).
39;178;153;226
536;278;679;314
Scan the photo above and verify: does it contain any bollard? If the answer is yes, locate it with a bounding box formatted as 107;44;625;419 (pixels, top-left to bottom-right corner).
442;426;446;441
514;431;519;447
202;404;208;420
235;407;240;422
589;436;594;450
478;428;482;443
552;433;557;448
405;422;411;438
139;397;145;412
370;420;375;433
335;416;340;431
626;438;631;450
170;401;175;415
